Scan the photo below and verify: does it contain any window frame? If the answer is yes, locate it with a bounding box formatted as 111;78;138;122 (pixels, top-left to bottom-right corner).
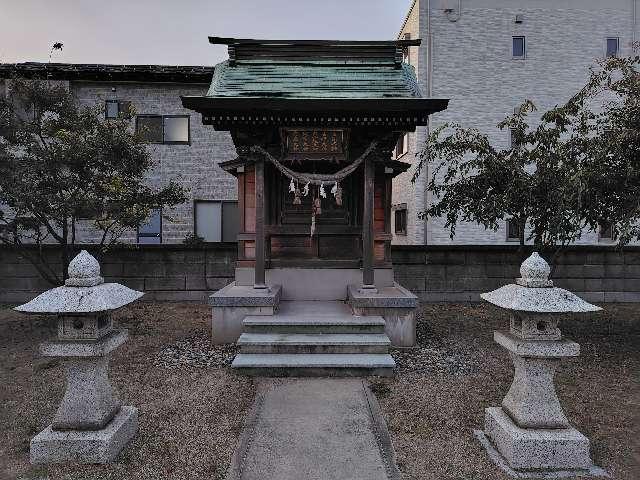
393;133;408;159
512;36;526;59
393;204;408;236
135;114;191;145
598;222;617;242
105;100;131;120
605;37;619;58
193;199;239;243
506;218;523;242
137;208;163;244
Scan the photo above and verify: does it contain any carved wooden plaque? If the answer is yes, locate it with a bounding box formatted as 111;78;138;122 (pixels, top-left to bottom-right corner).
283;128;348;162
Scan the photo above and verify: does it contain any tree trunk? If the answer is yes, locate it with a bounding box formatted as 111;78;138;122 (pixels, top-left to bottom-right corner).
61;219;69;282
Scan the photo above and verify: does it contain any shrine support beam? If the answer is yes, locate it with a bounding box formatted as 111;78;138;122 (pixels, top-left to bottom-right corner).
361;156;377;293
254;157;267;289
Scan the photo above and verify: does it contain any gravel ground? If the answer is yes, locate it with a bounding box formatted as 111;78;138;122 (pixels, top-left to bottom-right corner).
371;303;640;480
0;303;255;480
1;302;638;480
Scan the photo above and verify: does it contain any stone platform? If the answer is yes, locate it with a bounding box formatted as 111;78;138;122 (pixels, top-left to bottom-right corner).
475;407;607;478
30;406;138;464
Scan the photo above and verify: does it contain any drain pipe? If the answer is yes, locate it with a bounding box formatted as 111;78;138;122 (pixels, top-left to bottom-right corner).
424;0;433;245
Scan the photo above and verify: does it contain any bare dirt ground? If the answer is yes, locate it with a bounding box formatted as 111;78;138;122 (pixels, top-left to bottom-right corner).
1;302;638;480
0;303;254;480
372;303;640;480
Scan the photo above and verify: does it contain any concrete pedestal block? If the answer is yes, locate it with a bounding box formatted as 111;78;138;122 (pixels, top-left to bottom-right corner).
31;406;138;464
348;283;418;346
210;282;282;344
483;407;593;473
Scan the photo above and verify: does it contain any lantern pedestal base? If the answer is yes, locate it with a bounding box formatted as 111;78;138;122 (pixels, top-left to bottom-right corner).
30;406;138;464
479;407;603;477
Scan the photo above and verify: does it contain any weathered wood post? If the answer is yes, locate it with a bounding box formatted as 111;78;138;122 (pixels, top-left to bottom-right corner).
254;156;267;289
361;155;377;293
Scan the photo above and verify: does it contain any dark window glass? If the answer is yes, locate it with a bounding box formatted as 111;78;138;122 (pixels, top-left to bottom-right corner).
606;37;619;57
138;208;162;244
395;208;407;235
510;128;519;148
513;36;525;58
222;201;239;242
136;116;163;143
507;219;522;240
163;116;189;144
599;222;616;240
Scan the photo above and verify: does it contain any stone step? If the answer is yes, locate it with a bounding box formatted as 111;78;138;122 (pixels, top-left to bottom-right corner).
237;332;391;354
243;315;386;334
231;353;396;377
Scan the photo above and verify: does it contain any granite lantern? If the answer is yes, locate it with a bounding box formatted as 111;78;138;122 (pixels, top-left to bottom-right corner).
15;250;143;464
477;252;604;476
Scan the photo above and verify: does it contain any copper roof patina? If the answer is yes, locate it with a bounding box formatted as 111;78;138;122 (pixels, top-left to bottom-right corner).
181;37;448;128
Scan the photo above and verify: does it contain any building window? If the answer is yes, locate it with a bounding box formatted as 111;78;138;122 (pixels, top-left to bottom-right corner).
136;115;190;144
510;128;519;148
512;36;526;59
599;222;616;241
105;100;131;119
137;208;162;244
606;37;619;58
194;200;239;242
394;133;408;159
506;218;522;241
394;206;407;236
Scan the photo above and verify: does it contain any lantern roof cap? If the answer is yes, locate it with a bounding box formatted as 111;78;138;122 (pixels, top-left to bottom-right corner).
480;252;601;314
14;251;143;314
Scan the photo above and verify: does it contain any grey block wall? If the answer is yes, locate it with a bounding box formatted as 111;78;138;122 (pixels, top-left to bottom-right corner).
2;245;639;305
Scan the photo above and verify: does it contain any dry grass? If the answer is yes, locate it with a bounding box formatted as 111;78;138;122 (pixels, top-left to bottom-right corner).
0;303;256;480
371;303;640;480
1;302;638;480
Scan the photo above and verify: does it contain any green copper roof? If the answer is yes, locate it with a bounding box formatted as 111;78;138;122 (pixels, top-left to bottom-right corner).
207;60;422;99
181;38;449;128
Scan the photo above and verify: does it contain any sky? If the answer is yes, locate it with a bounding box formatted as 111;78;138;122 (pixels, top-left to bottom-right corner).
0;0;413;66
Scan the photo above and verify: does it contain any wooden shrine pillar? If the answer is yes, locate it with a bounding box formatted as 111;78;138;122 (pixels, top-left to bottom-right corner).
254;157;267;289
361;156;377;292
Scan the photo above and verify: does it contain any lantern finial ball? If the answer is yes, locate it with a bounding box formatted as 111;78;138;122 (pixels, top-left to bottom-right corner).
65;250;104;287
516;252;553;288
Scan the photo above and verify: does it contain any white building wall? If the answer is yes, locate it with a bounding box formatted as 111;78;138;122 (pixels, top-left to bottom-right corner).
395;0;638;245
71;81;237;244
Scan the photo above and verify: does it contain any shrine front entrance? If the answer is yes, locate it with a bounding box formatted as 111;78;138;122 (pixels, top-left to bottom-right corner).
182;37;448;373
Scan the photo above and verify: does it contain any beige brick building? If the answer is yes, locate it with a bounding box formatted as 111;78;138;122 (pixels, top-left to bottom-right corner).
0;63;238;244
394;0;639;245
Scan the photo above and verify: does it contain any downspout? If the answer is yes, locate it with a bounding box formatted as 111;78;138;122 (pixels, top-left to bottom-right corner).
424;0;432;245
633;0;637;44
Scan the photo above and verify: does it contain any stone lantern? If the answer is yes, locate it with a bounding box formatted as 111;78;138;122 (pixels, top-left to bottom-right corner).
15;250;143;464
476;252;605;476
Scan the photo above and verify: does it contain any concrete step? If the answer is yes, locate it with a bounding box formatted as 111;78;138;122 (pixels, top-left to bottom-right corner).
243;315;386;334
231;353;396;377
238;333;391;354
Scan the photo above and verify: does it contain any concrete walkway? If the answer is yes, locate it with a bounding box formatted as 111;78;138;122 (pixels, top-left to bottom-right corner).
227;379;401;480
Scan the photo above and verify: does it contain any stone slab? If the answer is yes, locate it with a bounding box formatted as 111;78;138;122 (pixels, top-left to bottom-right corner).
30;406;138;464
209;282;282;307
482;407;599;474
238;333;391;346
226;379;401;480
347;283;418;309
232;353;396;369
40;329;128;358
235;267;395;300
494;331;580;358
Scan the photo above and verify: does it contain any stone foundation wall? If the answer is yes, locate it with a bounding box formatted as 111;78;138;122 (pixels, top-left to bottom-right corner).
1;245;639;305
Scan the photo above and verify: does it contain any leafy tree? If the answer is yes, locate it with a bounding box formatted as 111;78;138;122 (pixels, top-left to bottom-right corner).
0;78;187;284
415;46;639;248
